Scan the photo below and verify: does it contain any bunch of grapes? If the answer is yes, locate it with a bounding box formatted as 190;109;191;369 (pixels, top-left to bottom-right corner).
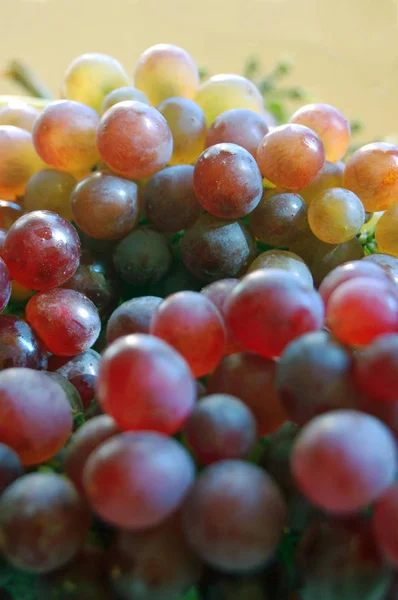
0;43;397;600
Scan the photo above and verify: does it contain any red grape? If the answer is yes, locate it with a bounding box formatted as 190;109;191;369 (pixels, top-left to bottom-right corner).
0;256;11;312
201;278;242;354
0;314;47;370
353;334;398;403
363;253;398;285
106;296;163;344
205;108;269;158
372;482;398;567
56;349;101;409
0;443;23;494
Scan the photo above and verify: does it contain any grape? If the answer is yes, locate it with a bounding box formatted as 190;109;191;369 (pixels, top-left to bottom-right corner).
26;288;101;356
0;314;47;370
65;414;119;495
326;277;398;346
298;160;345;206
319;260;390;306
0;228;6;256
0;102;40;132
55;350;101;410
3;210;80;291
195;74;264;126
106;296;163;344
0;199;23;229
359;392;398;440
181;460;286;572
289;103;350;163
291;410;398;513
23;168;77;220
256;124;325;191
201;278;243;354
310;236;365;287
247;249;314;288
113;226;173;286
386;576;398;600
97;101;173;179
70;173;139;240
181;213;256;282
276;331;360;426
0;443;23;494
108;515;202;600
0;125;44;200
372;482;398;568
46;372;84;414
143;165;202;233
193;143;263;219
84;431;195;529
97;334;195;434
344;142;398;212
249;190;308;248
157;97;207;166
183;393;256;464
364;253;398;285
0;472;90;573
296;516;392;600
150;291;226;377
33;100;100;173
225;270;324;358
134;44;199;106
101;86;150;114
61;53;131;113
308;188;365;244
207;353;286;436
0;257;11;312
0;368;72;465
205;108;269;158
353;334;398;403
375;205;398;257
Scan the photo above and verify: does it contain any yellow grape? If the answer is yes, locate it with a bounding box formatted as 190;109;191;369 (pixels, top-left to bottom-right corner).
100;86;150;115
0;126;44;200
308;187;365;244
247;249;313;288
299;161;345;206
61;53;131;113
134;44;199;106
375;206;398;257
0;102;40;132
23;169;77;220
195;74;264;126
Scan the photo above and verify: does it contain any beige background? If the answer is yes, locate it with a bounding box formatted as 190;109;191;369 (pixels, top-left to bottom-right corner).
1;0;397;141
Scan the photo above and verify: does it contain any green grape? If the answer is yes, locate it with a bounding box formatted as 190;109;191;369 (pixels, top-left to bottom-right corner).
101;86;150;114
308;187;365;244
375;206;398;257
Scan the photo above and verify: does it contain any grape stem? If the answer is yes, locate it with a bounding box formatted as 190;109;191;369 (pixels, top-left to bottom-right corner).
2;60;53;99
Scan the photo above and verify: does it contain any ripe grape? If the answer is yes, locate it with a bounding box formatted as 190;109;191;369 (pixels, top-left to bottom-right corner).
0;257;11;312
150;291;226;377
193;143;263;219
46;372;84;414
256;124;325;191
289;103;350;163
207;352;286;436
205;108;269;157
372;482;398;567
225;270;324;358
363;253;398;285
0;102;40;132
55;349;101;410
97;101;173;179
353;334;398;403
33;100;100;173
344;142;398;212
310;236;364;287
247;249;314;288
0;314;47;370
359;394;398;440
70;173;139;240
143;165;202;233
26;288;101;356
375;205;398;257
326;277;398;346
181;460;286;572
0;472;90;573
106;296;162;344
0;199;23;229
97;334;196;434
84;431;195;529
201;278;242;354
0;443;22;494
134;44;199;106
183;393;256;464
158;97;207;165
0;228;6;256
298;160;345;205
0;125;44;200
0;368;72;465
181;213;256;282
308;188;365;244
113;226;173;286
61;53;131;113
291;410;397;513
101;86;150;114
23;168;77;220
195;74;264;125
319;260;390;306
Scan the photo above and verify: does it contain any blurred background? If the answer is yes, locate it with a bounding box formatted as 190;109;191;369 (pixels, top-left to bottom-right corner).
1;0;397;141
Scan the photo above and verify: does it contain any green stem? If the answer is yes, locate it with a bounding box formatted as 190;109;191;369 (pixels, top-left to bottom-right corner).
3;60;53;99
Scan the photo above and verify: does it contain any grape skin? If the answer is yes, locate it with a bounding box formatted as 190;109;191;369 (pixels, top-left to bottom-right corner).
0;125;44;200
205;108;269;158
375;205;398;257
106;296;163;344
308;187;365;244
101;86;150;114
319;260;390;306
372;482;398;567
23;169;77;221
0;443;23;494
299;160;345;205
353;334;398;403
247;249;314;288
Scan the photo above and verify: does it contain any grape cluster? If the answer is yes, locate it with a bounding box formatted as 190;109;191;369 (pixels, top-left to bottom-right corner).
0;44;396;600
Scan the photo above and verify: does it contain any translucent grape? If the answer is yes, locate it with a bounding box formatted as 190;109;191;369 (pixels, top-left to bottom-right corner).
354;334;398;403
256;124;325;191
372;482;398;567
375;205;398;257
134;44;199;106
101;86;150;114
319;260;391;306
0;314;47;370
195;74;264;126
363;253;398;285
299;160;345;206
106;296;163;344
289;103;350;163
158;97;207;165
33;100;100;173
97;101;173;179
0;444;23;494
181;460;286;573
193;143;263;219
201;278;242;354
0;125;44;200
144;165;202;233
84;431;195;529
0;102;40;132
247;249;314;288
344;142;398;212
0;472;90;573
205;108;269;157
61;53;131;113
56;349;101;410
308;187;365;244
23;168;77;220
291;410;397;513
97;334;196;434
